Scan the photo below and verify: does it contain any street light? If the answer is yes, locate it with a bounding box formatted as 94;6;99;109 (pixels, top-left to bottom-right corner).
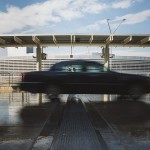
106;18;126;34
105;18;126;59
106;19;112;34
70;45;73;58
113;19;126;34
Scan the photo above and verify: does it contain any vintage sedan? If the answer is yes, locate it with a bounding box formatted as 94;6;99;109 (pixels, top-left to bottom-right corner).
19;60;150;100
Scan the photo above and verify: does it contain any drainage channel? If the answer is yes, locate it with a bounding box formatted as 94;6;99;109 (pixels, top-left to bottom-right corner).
50;99;103;150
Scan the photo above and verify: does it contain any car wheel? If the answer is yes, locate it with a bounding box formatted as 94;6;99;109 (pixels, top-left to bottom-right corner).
128;84;145;100
46;85;61;101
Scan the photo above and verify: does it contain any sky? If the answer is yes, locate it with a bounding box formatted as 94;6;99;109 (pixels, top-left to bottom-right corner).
0;0;150;57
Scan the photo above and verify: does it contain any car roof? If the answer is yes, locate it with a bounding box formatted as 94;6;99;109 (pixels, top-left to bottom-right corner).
55;59;102;65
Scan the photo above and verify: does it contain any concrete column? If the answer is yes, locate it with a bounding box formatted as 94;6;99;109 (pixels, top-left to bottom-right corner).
103;44;110;102
104;44;110;69
36;46;42;71
37;93;42;105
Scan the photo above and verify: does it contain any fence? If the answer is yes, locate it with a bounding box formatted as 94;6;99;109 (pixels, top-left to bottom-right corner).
0;72;22;86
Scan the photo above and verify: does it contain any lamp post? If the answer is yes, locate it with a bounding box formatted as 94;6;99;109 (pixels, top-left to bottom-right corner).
103;18;126;102
106;18;126;34
70;45;73;58
106;19;112;34
105;18;126;59
113;19;126;34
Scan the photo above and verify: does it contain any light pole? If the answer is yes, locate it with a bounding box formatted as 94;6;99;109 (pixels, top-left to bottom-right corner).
113;19;126;34
106;18;126;34
105;18;126;58
106;19;112;34
103;18;126;102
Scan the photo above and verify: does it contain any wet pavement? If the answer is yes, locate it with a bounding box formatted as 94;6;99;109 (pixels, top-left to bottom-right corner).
0;93;150;149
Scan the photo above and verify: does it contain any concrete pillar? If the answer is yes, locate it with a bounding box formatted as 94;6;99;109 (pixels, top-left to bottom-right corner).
36;46;42;71
103;44;110;102
104;44;110;69
37;93;42;105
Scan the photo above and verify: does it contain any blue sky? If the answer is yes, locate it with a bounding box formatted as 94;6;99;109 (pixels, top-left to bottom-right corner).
0;0;150;56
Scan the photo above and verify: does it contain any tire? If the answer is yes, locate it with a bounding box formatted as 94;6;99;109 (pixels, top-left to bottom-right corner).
128;84;145;100
45;85;61;101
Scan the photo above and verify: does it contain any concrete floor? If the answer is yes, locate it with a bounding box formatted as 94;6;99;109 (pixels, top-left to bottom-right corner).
0;93;150;150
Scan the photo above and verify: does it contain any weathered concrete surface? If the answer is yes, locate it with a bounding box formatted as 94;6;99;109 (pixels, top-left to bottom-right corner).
88;95;150;150
0;93;150;150
0;93;57;150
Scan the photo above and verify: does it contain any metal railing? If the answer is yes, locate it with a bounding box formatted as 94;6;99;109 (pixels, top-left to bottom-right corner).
0;72;22;86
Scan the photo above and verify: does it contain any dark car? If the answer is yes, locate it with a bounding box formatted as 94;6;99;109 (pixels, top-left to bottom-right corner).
19;60;150;100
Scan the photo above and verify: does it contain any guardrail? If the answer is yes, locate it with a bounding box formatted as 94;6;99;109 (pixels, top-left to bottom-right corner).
0;72;22;87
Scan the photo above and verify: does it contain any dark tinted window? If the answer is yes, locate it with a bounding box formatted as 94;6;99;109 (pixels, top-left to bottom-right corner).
50;61;108;73
52;61;82;72
83;62;106;73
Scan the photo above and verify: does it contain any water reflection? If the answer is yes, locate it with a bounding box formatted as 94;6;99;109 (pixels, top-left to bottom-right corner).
0;92;150;128
20;102;52;125
0;92;50;125
91;95;150;139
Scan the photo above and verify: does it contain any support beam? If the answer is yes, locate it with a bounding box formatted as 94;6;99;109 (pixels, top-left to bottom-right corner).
0;38;6;45
103;44;110;69
73;35;76;43
53;35;57;45
106;35;113;45
123;36;132;45
70;35;73;43
37;93;42;105
32;36;41;45
36;46;42;71
103;44;110;102
71;35;76;47
14;36;23;45
140;36;150;45
89;35;93;45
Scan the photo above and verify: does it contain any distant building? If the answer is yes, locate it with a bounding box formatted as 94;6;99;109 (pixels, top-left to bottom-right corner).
7;47;34;57
0;52;150;77
0;48;7;58
26;47;34;54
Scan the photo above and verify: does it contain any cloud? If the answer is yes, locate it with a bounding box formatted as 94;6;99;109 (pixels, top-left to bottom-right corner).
111;0;144;9
112;0;133;9
0;0;145;33
115;9;150;24
81;8;150;33
79;22;101;33
0;0;108;33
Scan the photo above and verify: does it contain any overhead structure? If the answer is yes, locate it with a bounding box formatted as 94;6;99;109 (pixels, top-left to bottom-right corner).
0;34;150;47
0;34;150;70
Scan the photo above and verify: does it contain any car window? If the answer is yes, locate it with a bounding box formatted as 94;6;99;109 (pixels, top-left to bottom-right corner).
51;61;108;73
83;62;107;73
66;64;82;72
53;62;82;72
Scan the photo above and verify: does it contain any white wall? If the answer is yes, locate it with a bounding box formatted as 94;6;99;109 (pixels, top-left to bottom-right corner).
0;48;7;57
7;47;34;57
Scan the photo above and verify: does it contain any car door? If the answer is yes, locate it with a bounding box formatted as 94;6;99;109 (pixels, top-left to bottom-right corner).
81;62;120;94
51;61;84;93
63;61;86;93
